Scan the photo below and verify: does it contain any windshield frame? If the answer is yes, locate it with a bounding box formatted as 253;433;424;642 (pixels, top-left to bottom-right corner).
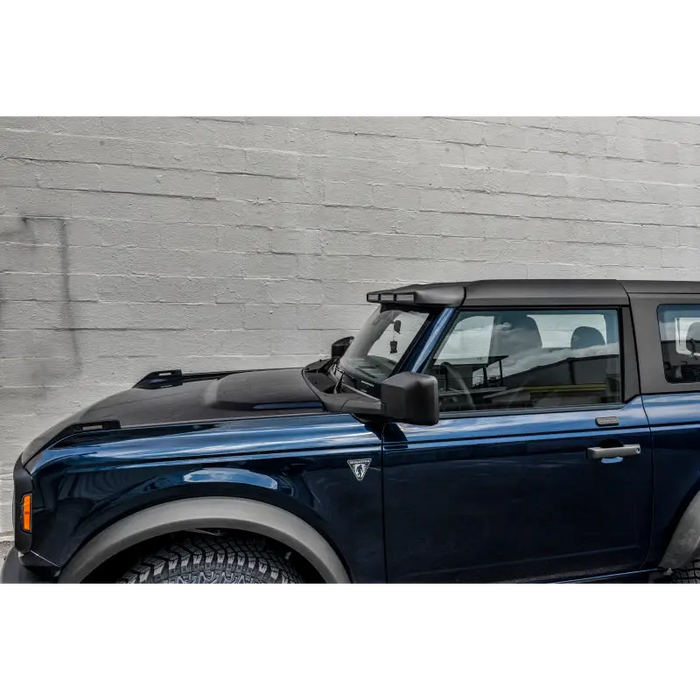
338;305;438;398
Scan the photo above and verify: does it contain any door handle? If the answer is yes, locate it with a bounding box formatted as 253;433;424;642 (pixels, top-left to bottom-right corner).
587;444;642;460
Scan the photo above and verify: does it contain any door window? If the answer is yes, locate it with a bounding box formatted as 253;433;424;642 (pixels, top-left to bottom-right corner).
658;305;700;383
429;308;622;412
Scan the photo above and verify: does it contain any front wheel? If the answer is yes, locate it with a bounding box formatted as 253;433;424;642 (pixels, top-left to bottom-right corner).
671;558;700;583
118;535;304;584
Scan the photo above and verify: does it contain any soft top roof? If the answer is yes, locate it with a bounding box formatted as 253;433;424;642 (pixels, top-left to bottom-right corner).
367;279;700;308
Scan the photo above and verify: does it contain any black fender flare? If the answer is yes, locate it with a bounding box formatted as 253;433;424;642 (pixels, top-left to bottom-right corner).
58;497;350;583
659;490;700;571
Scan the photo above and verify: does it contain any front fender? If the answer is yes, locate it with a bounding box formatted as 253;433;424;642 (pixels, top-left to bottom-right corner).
659;489;700;570
58;497;351;583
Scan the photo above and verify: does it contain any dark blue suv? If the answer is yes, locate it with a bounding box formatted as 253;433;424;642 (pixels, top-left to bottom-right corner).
4;278;700;584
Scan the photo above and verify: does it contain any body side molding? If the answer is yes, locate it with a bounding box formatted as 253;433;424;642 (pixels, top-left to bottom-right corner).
58;497;350;583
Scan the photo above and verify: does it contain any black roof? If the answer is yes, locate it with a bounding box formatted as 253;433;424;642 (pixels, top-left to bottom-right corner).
367;279;700;308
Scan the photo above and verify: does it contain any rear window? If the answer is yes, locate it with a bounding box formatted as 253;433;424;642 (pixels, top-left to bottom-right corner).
658;305;700;383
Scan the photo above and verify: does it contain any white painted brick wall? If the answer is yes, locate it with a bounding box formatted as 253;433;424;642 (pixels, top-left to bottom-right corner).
1;115;699;536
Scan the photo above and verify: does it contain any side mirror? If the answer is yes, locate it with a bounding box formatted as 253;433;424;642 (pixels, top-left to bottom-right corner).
331;336;354;359
320;370;439;427
381;372;439;426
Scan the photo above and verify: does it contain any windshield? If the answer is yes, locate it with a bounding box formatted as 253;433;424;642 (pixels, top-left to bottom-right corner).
338;307;432;393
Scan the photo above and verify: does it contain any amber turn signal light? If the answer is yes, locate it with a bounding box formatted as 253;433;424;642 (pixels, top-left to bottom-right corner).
21;494;32;532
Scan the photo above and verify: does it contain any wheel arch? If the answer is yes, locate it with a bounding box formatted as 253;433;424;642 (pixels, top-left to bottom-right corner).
659;489;700;571
58;497;351;583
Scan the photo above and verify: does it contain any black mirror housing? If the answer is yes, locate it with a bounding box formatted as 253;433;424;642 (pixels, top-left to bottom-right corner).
381;372;439;426
331;336;354;359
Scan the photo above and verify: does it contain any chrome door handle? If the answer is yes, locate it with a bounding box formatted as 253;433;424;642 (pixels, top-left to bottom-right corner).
587;444;641;460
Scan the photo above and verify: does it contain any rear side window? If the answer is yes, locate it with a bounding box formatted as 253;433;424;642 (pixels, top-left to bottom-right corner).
658;305;700;383
430;308;622;412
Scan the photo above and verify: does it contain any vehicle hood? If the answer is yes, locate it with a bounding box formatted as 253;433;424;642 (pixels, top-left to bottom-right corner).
21;368;325;463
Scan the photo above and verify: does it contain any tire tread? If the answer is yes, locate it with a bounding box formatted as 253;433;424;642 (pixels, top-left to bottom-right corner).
671;558;700;584
118;535;303;584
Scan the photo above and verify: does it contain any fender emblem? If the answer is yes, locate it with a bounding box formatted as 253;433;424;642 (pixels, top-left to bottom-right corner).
347;458;372;481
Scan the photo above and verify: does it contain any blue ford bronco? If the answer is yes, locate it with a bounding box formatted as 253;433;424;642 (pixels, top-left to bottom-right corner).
4;278;700;584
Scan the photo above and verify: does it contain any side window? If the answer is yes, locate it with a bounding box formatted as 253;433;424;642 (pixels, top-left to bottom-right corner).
430;308;622;412
658;305;700;383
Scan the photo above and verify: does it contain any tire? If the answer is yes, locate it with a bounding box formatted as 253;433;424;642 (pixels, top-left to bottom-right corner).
671;558;700;583
118;535;304;584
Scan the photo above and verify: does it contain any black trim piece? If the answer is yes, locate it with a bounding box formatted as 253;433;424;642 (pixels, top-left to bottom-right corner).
0;548;46;584
621;306;641;403
463;279;628;307
134;368;235;389
367;279;630;309
13;458;32;553
58;497;351;584
659;490;700;570
620;280;700;295
367;283;465;307
433;402;628;422
47;421;121;451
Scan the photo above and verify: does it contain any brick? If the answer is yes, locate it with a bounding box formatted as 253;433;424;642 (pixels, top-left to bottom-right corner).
269;330;333;354
204;121;326;154
186;114;247;122
0;329;81;358
299;152;415;185
218;226;271;252
0;272;97;301
1;243;62;274
1;186;73;218
315;204;403;233
324;180;373;207
0;129;135;165
188;199;246;226
64;218;181;251
0;357;83;387
242;252;298;279
217;173;322;204
372;184;421;210
244;149;300;178
324;131;420;162
93;117;218;144
124;248;245;278
270;230;322;255
99;165;218;198
155;276;222;303
243;304;298;330
0;117;108;137
312;116;434;140
245;117;310;129
0;160;42;188
70;191;193;222
322;280;375;304
131;142;248;173
35;162;102;190
265;279;324;304
298;254;387;282
159;223;220;251
296;304;369;331
211;329;271;355
215;278;270;304
67;246;133;275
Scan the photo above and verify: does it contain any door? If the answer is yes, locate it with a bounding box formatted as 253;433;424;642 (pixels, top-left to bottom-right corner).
383;306;653;583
